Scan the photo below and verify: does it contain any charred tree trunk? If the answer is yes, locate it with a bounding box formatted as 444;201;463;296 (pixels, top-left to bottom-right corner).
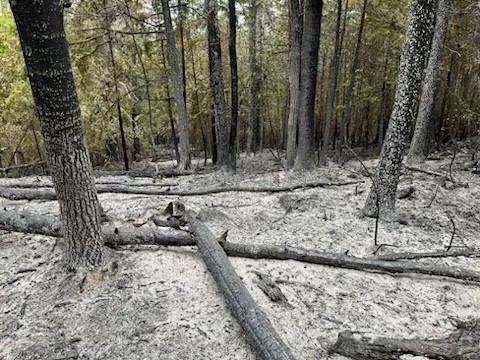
407;0;451;164
285;0;301;169
294;0;323;170
319;0;343;165
228;0;239;170
336;0;367;162
9;0;105;269
246;0;260;155
363;0;438;217
162;0;191;169
205;0;232;171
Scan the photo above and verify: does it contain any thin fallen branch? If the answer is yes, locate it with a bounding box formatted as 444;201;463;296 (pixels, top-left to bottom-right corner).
375;248;480;261
330;319;480;360
0;181;178;189
404;165;449;179
185;210;295;360
446;212;456;251
218;240;480;283
93;169;197;178
0;180;363;200
0;161;47;174
0;209;194;247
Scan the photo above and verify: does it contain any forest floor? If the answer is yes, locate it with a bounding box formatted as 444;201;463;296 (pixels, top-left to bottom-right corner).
1;141;479;360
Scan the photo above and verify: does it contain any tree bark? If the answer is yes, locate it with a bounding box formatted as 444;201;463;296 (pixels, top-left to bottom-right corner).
294;0;323;170
246;0;261;155
330;319;480;360
407;0;451;164
286;0;301;169
336;0;367;162
9;0;105;269
228;0;239;170
319;0;343;166
161;0;191;169
185;211;296;360
0;208;194;247
363;0;438;218
205;0;232;172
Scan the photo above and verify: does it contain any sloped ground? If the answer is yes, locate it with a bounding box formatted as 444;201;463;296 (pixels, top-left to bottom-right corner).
1;145;479;360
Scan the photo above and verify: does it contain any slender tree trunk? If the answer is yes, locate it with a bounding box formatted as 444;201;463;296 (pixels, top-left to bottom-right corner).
363;0;438;218
407;0;451;164
319;0;343;166
178;0;187;110
286;0;301;169
377;40;390;148
228;0;239;170
205;0;231;171
10;0;105;270
336;0;367;162
246;0;260;155
160;40;180;163
162;0;191;169
294;0;323;170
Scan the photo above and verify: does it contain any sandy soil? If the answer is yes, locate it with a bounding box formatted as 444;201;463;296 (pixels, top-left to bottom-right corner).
1;145;479;360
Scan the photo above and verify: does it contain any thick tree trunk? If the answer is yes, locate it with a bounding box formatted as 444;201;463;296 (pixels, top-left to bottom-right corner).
319;0;343;166
363;0;438;218
285;0;301;169
228;0;239;170
185;211;296;360
336;0;367;162
294;0;323;170
9;0;105;269
205;0;232;171
246;0;261;155
161;0;191;169
407;0;451;164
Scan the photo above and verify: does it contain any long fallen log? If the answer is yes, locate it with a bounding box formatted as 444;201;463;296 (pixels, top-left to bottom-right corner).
0;180;363;200
2;209;480;283
185;210;295;360
218;240;480;283
375;248;480;261
0;208;194;247
330;319;480;359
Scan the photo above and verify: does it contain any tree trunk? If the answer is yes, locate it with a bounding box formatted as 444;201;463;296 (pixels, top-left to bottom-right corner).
294;0;323;170
407;0;451;164
228;0;239;171
205;0;231;171
9;0;105;270
246;0;260;155
363;0;438;218
319;0;343;166
336;0;367;162
285;0;301;169
162;0;191;169
160;40;181;164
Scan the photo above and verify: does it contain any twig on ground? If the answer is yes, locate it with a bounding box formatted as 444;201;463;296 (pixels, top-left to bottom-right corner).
446;213;456;251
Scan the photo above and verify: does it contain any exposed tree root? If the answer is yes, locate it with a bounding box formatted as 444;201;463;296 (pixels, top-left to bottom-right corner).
185;210;296;360
330;319;480;359
0;209;194;247
0;180;363;200
218;240;480;283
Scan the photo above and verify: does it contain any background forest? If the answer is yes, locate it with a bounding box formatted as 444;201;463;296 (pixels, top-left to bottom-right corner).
0;0;478;168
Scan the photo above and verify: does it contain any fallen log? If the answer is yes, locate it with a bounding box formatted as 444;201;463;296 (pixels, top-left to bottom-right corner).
218;240;480;283
0;180;363;200
0;161;47;174
185;210;295;360
375;248;480;261
3;209;479;283
93;169;197;178
0;209;194;247
0;181;178;189
404;165;449;179
330;319;480;359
